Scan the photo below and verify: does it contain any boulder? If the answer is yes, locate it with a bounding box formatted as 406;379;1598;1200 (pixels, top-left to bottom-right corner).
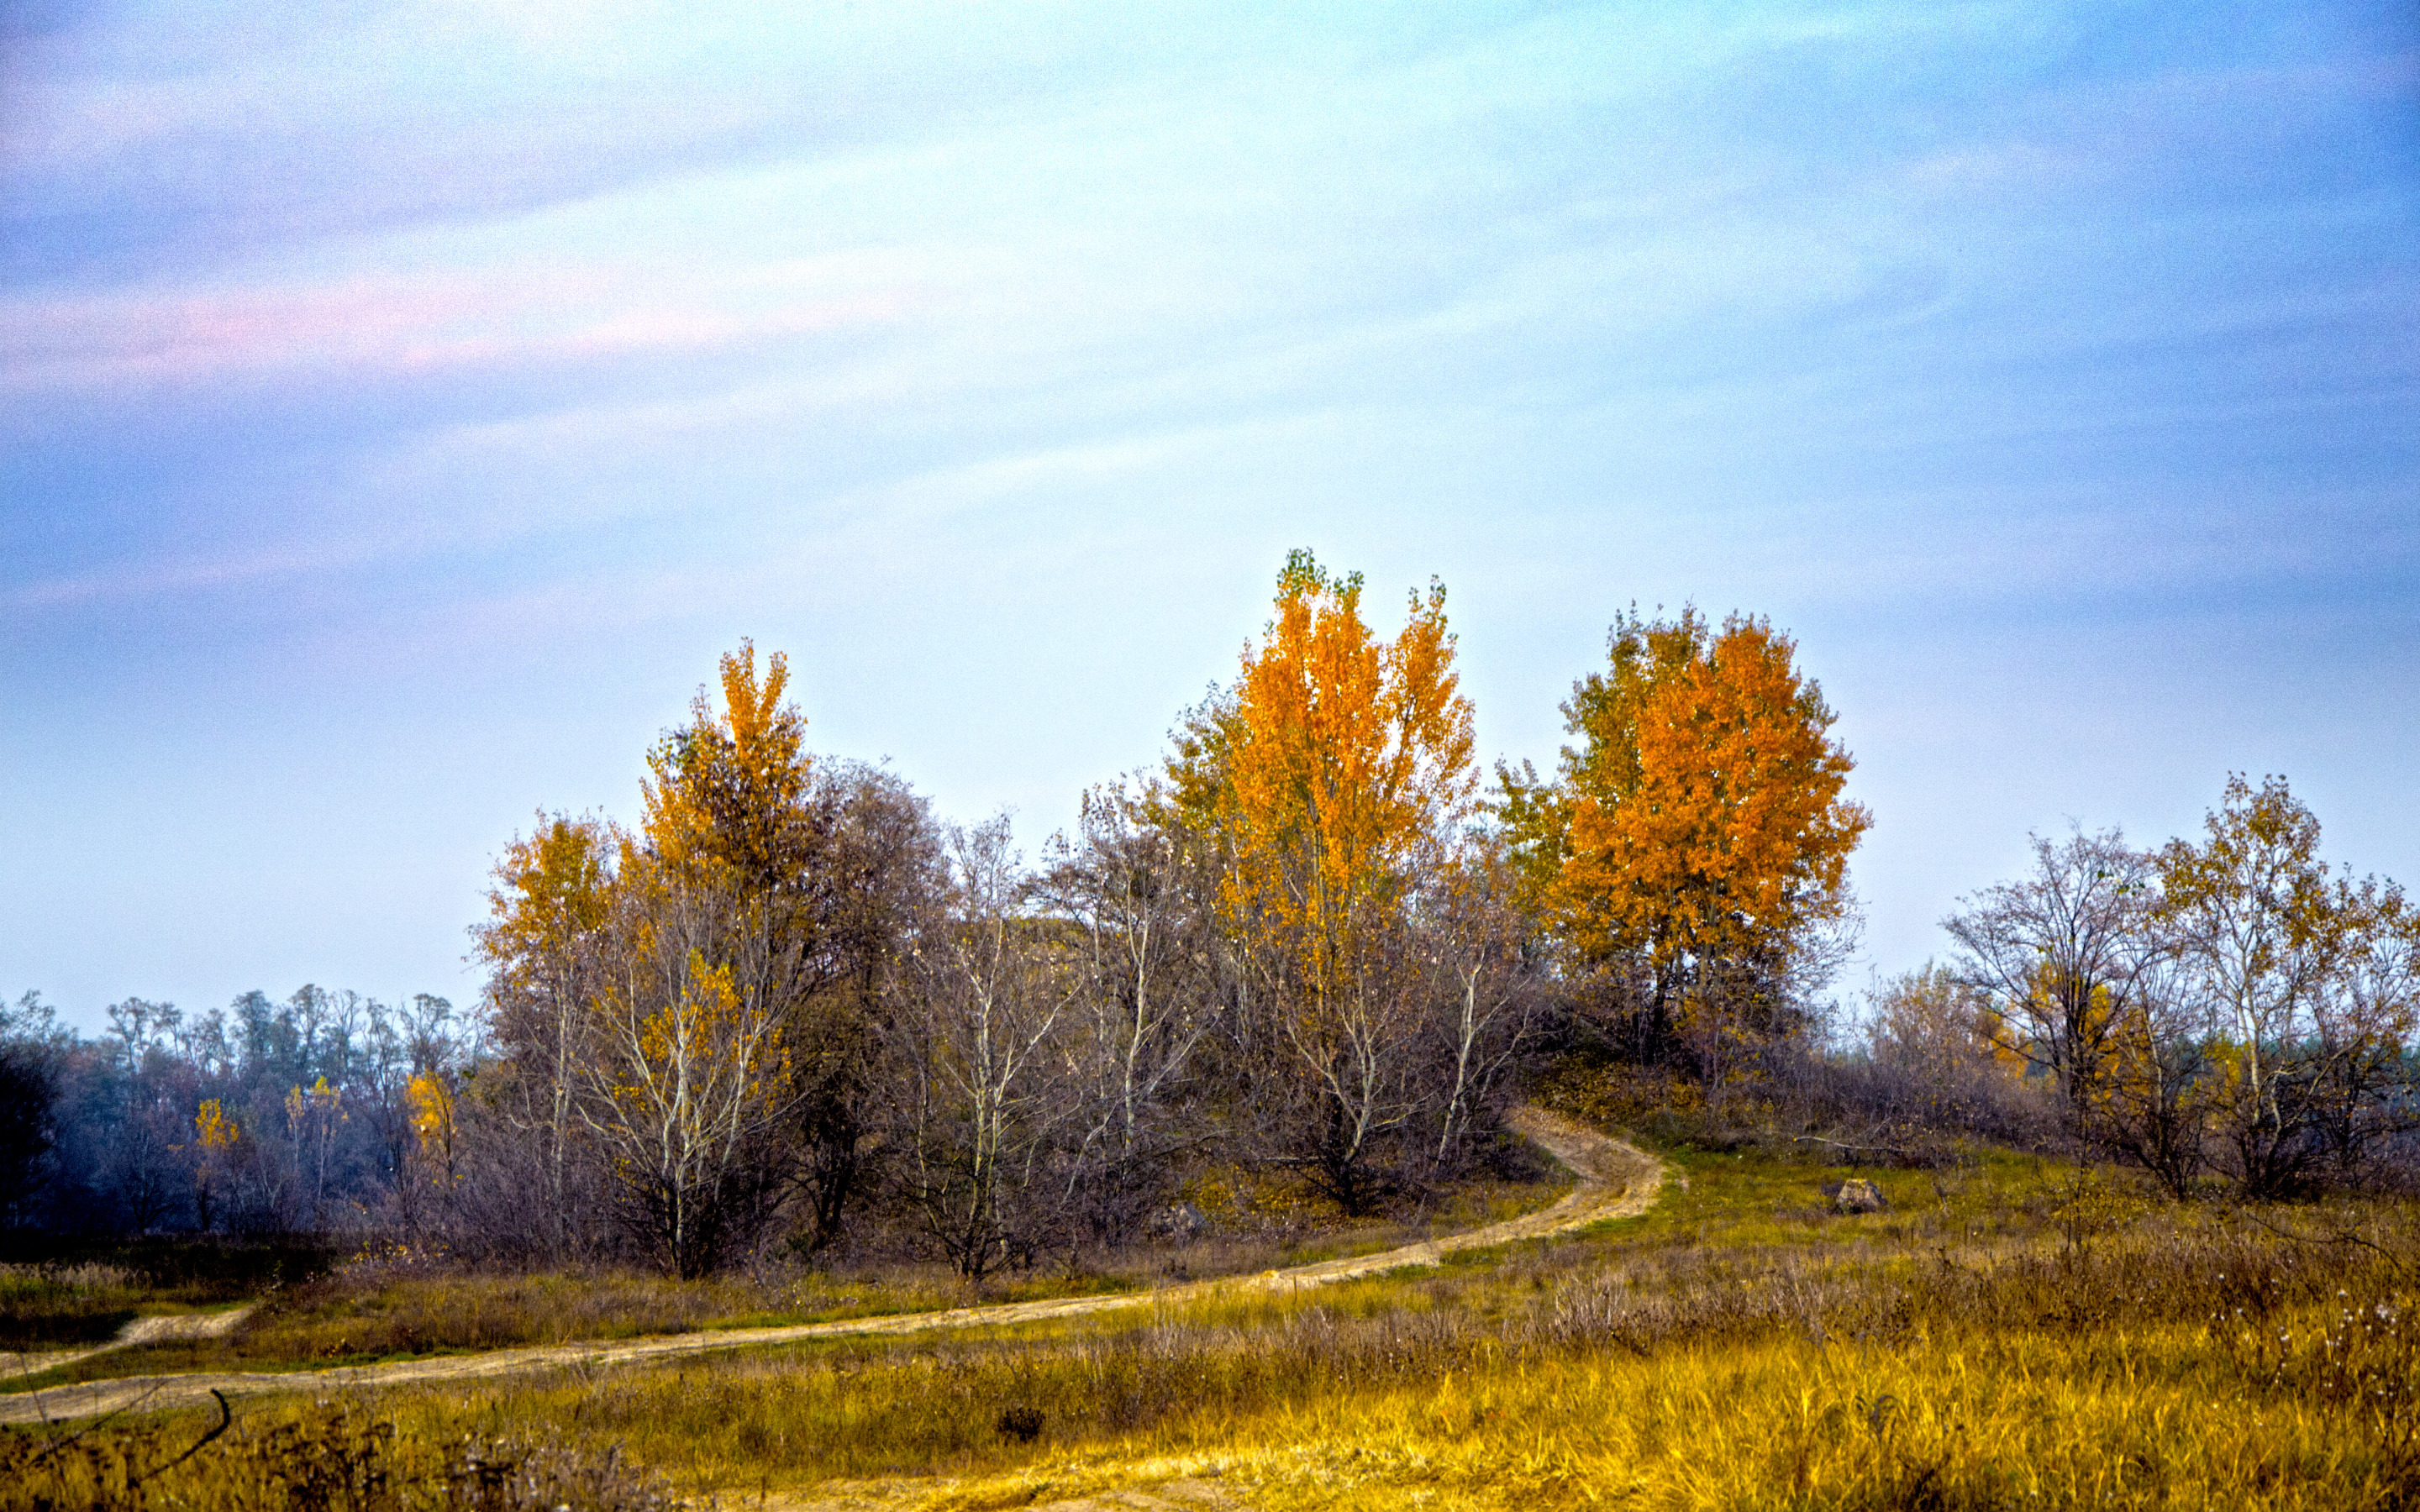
1146;1201;1211;1241
1833;1178;1889;1215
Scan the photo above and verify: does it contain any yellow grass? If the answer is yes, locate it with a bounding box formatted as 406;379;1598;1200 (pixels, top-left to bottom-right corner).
14;1138;2418;1509
3;1168;1569;1392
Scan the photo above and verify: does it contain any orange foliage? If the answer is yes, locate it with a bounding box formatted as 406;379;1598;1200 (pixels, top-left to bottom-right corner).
1203;549;1476;1010
1549;607;1870;995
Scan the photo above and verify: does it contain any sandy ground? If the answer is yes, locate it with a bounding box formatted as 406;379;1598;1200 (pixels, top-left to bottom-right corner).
0;1109;1662;1434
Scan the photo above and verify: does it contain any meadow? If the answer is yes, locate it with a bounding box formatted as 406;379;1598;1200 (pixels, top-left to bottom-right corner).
0;1164;1566;1387
10;1119;2416;1510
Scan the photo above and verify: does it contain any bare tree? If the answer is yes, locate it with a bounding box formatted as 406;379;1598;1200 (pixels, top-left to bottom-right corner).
99;1000;188;1231
2083;948;2215;1197
1040;781;1221;1246
1422;837;1541;1174
1854;965;2042;1138
575;873;800;1277
1944;826;2166;1121
1266;923;1430;1215
0;1027;55;1228
358;995;464;1238
285;1075;347;1231
2156;775;2418;1196
891;817;1077;1278
785;762;941;1255
2314;889;2420;1178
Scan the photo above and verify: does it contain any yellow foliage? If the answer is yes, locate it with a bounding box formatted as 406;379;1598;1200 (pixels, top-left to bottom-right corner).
641;638;818;893
608;948;792;1116
405;1072;455;1172
474;811;614;996
284;1076;343;1129
192;1098;238;1151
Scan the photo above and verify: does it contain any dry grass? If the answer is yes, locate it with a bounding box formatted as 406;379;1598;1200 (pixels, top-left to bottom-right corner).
32;1134;2420;1508
0;1396;674;1510
331;1143;2420;1509
3;1166;1570;1389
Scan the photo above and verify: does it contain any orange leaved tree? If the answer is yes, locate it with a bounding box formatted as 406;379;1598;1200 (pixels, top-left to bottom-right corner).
1512;607;1870;1071
1177;549;1478;1211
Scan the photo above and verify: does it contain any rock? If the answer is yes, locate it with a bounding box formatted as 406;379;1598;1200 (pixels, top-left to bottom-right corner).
1146;1202;1211;1241
1833;1178;1889;1215
997;1404;1044;1442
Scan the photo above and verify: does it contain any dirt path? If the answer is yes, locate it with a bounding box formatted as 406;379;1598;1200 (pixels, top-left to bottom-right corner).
0;1306;254;1387
0;1110;1661;1427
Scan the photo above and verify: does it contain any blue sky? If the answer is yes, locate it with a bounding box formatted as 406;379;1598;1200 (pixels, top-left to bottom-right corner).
4;1;2415;1032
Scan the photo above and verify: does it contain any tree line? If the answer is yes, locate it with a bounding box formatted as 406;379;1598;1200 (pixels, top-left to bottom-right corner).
444;549;1873;1276
5;552;2408;1273
0;986;465;1238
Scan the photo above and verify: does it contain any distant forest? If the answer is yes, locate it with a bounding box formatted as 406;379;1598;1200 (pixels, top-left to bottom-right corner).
5;553;2413;1276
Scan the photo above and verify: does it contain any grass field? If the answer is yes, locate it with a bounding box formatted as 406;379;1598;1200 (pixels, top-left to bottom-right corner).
8;1131;2417;1509
0;1239;329;1352
0;1167;1568;1390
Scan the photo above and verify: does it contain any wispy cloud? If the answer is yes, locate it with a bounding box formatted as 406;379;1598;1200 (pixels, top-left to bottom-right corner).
3;0;2415;1026
0;259;923;395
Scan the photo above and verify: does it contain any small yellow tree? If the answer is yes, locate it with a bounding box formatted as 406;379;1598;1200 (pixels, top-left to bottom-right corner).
190;1098;239;1233
405;1071;457;1186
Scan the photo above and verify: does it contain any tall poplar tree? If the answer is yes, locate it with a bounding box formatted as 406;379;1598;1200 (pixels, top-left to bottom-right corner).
1176;549;1477;1210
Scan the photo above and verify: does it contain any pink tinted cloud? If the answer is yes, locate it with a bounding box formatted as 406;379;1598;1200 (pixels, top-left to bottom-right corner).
0;260;925;395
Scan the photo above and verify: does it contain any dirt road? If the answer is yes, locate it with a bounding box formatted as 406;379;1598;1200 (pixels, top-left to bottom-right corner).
0;1305;254;1387
0;1109;1661;1427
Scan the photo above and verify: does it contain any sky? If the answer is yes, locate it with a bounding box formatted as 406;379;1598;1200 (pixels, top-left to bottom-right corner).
3;1;2415;1035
